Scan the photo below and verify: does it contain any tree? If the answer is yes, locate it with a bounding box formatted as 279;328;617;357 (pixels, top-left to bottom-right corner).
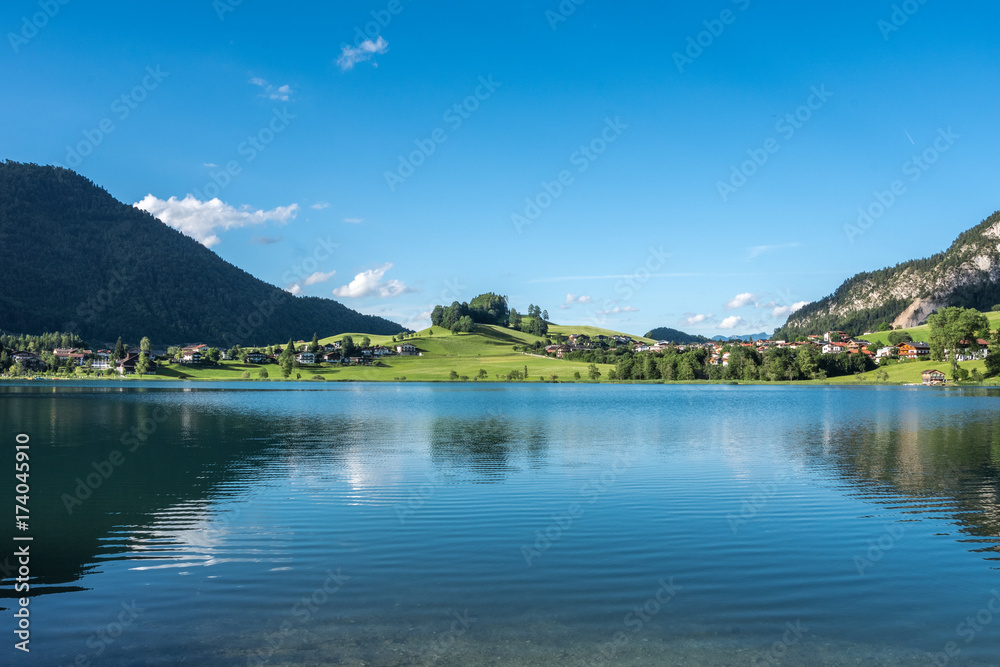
449;370;459;380
588;364;601;381
542;309;549;321
509;309;522;329
309;333;320;354
468;293;510;325
241;370;251;380
451;316;474;334
113;336;125;361
985;330;1000;377
203;347;221;364
258;368;269;379
574;371;581;380
477;368;488;380
136;352;151;376
279;339;295;378
887;331;912;346
341;336;356;358
360;336;371;349
878;321;892;331
928;307;990;371
140;336;151;355
228;344;242;361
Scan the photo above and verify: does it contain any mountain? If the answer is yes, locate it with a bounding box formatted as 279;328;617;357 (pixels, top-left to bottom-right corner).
644;327;710;344
0;162;404;346
710;332;770;342
775;210;1000;338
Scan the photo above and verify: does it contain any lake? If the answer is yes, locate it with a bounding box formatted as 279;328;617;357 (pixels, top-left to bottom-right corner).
2;382;1000;665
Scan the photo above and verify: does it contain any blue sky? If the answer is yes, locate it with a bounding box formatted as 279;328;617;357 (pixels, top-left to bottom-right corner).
4;1;999;335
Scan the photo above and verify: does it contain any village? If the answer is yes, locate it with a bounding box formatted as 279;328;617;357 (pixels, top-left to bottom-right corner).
2;327;991;387
3;338;422;377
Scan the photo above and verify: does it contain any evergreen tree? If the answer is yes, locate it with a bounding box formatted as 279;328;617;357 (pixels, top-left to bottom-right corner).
279;339;295;378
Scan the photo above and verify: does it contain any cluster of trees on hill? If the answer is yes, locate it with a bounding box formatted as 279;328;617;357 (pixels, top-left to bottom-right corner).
0;161;403;345
430;293;549;336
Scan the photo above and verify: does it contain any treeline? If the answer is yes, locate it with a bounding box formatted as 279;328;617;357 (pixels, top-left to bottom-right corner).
562;345;874;381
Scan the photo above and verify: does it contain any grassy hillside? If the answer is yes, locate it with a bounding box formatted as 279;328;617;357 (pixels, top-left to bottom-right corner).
547;324;656;344
800;357;991;385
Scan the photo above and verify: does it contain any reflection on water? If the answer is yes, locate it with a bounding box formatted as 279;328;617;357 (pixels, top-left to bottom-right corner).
1;383;999;665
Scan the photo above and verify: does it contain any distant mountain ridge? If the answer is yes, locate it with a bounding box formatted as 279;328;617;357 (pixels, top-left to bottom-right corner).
711;332;770;342
775;210;1000;338
644;327;710;344
0;161;404;345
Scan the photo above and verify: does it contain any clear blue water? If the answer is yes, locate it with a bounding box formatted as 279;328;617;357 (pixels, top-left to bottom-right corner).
2;382;1000;665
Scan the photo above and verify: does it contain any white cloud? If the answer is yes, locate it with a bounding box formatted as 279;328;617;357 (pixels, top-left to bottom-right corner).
337;37;388;70
560;293;593;309
719;316;744;330
285;284;302;296
250;77;292;101
204;162;218;168
311;202;330;210
682;313;713;326
304;271;336;286
134;195;299;247
771;301;810;319
595;306;639;317
332;263;413;298
342;217;363;224
747;242;800;259
725;292;757;310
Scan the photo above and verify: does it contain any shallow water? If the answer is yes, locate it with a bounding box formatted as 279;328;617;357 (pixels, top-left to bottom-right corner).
2;382;999;665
